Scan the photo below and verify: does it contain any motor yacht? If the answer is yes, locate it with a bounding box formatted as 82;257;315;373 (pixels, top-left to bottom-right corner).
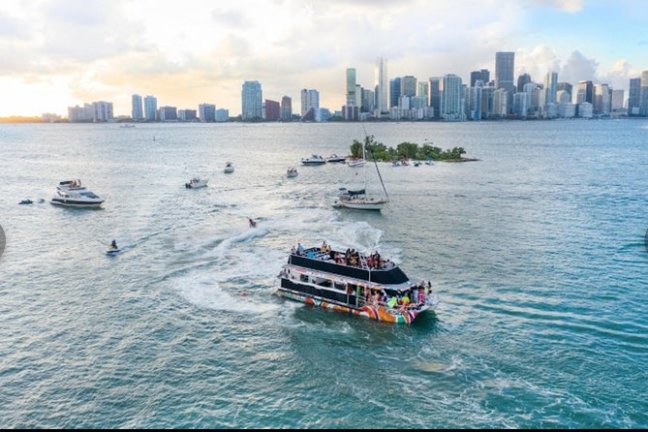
50;180;104;208
185;178;208;189
301;155;326;165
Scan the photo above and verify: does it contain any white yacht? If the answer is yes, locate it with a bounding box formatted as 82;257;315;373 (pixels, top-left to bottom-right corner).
185;178;208;189
50;180;104;208
347;158;366;168
286;167;298;178
301;155;326;165
326;154;346;163
224;162;235;174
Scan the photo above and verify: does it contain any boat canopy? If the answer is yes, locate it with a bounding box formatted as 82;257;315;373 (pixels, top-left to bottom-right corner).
347;189;366;196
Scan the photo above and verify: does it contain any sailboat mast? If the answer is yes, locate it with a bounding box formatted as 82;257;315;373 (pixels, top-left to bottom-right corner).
363;137;368;192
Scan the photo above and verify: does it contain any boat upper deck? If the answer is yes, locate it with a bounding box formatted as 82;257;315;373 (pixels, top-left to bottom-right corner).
288;246;410;285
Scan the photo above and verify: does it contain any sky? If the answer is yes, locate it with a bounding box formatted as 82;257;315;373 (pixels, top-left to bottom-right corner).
0;0;646;117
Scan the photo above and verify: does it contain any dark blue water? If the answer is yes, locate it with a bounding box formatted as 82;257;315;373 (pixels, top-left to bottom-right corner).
0;120;647;428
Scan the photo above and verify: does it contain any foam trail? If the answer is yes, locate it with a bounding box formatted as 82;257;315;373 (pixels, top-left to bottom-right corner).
212;227;269;259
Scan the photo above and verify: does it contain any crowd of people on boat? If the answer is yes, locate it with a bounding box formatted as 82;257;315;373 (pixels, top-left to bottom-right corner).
356;280;434;310
290;242;394;270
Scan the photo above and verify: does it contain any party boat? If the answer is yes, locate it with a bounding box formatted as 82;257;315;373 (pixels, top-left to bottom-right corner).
276;245;438;324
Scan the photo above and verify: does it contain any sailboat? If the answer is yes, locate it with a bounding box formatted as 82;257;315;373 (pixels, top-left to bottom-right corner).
333;136;389;211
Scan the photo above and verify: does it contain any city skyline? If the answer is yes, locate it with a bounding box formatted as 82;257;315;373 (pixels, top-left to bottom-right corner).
1;0;647;117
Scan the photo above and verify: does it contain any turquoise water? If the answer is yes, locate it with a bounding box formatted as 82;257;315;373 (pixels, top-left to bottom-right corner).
0;120;647;428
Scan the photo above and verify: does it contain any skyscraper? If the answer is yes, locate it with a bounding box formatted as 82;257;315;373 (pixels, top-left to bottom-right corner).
611;89;624;111
417;81;429;106
576;81;594;105
199;103;216;122
594;84;611;115
131;94;143;121
346;68;357;106
400;76;417;98
628;77;641;116
470;69;490;87
241;81;263;120
281;96;292;121
440;74;464;121
375;57;389;114
300;89;320;118
543;71;558;107
264;99;281;121
144;95;157;121
390;78;401;108
517;73;532;92
640;70;648;116
429;77;442;119
495;52;515;93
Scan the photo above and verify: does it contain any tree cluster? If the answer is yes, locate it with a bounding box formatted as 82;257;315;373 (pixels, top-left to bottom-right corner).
350;135;466;161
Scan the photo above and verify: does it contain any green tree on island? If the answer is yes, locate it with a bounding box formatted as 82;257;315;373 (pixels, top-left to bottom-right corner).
350;136;468;162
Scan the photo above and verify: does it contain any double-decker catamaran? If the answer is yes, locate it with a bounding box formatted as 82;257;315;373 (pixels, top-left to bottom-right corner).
276;244;438;324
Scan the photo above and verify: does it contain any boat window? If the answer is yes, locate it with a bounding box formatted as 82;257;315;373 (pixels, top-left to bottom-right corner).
299;274;309;283
334;282;346;290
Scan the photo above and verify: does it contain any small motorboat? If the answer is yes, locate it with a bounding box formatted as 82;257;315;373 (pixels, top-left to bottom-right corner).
224;162;234;174
326;154;346;163
286;167;298;178
414;161;421;167
19;199;33;205
106;248;121;256
185;178;208;189
347;158;366;168
301;155;326;165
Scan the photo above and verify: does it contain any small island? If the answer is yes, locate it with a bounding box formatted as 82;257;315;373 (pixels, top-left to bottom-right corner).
350;136;479;163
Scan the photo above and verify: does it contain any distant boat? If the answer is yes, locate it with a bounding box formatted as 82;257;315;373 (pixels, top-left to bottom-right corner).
347;158;366;168
301;155;326;165
326;154;346;163
119;124;136;128
185;178;208;189
224;162;234;174
286;167;298;178
50;179;104;208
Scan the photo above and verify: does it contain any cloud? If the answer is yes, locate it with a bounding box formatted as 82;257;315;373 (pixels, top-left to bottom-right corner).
560;50;598;84
526;0;584;12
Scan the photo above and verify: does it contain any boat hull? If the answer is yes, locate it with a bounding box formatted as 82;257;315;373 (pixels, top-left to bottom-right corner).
301;161;326;166
276;287;425;324
50;198;103;208
333;198;387;210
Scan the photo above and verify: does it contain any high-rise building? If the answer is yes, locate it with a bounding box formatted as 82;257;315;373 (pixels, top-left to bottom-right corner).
429;77;442;119
400;76;417;98
144;95;157;121
594;84;611;115
640;70;648;116
543;71;558;107
264;99;280;121
557;82;573;99
495;52;515;92
512;92;528;118
470;69;490;87
67;103;94;122
517;73;532;93
524;83;541;117
199;103;216;122
492;88;508;117
131;94;143;121
628;77;641;116
390;78;401;108
439;74;464;121
92;101;113;122
300;89;320;117
361;88;375;113
417;81;429;106
281;96;292;121
375;57;389;114
242;81;263;120
178;109;197;121
611;89;624;111
215;109;229;122
465;86;482;120
346;68;357;106
576;81;594;105
158;106;177;121
480;86;495;119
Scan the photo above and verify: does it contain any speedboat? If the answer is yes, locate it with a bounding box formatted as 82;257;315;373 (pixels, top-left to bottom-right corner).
185;178;208;189
286;167;298;178
19;199;33;205
224;162;234;174
301;155;326;165
276;245;438;324
50;180;104;208
347;158;366;168
326;154;346;163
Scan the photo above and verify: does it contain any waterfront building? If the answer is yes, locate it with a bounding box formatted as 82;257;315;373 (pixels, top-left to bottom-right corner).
558;102;576;118
524;83;542;118
480;86;495;119
576;80;594;105
417;81;429;106
471;69;490;87
67;104;94;122
346;68;357;106
390;78;401;108
628;77;641;116
361;89;375;113
400;75;417;98
355;84;362;108
466;86;482;120
281;96;292;121
557;82;573;99
144;95;157;121
495;52;515;111
577;102;593;118
556;90;571;104
158;106;177;121
492;88;508;117
263;99;280;121
178;109;197;122
300;89;320;117
429;77;442;119
92;101;113;122
343;104;359;121
375;57;389;114
513;92;528;118
199;103;216;122
594;84;611;116
611;89;624;112
131;94;143;121
242;81;263;120
641;70;648;116
543;71;558;108
215;109;229;122
440;74;464;121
